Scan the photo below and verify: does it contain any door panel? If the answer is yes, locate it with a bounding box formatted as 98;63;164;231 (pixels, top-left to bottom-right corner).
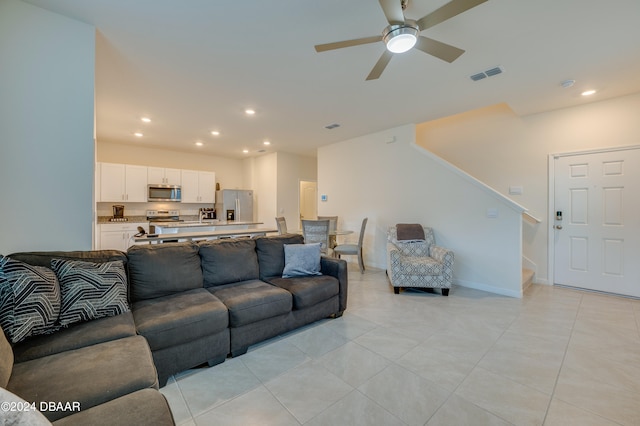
554;148;640;297
299;181;317;228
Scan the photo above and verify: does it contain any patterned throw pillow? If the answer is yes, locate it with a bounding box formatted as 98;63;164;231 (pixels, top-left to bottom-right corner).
0;256;61;343
51;259;130;327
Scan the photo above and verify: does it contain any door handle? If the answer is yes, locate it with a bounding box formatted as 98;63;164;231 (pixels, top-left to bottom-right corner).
555;225;563;230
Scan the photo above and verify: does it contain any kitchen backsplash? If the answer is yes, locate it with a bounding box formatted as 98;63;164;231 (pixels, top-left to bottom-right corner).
96;202;214;218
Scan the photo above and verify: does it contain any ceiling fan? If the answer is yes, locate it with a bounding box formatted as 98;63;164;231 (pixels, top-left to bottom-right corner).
314;0;488;80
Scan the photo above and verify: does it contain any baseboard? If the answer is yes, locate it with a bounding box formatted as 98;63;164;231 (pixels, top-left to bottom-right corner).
454;278;523;299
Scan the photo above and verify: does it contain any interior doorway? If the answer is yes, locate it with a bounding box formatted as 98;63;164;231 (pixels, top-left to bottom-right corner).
551;146;640;297
299;180;317;229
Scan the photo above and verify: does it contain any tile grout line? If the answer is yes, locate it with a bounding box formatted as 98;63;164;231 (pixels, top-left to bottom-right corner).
540;290;582;425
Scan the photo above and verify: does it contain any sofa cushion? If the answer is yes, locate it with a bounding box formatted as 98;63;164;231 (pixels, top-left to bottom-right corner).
282;243;322;278
51;259;129;327
133;288;228;350
0;256;61;343
396;256;443;275
254;234;304;280
12;311;136;363
207;280;291;327
0;387;51;425
267;275;339;310
8;335;158;422
52;389;174;426
199;239;259;286
0;325;13;388
128;242;203;302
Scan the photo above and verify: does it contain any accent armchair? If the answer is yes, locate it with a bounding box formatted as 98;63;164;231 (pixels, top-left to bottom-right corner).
386;225;454;296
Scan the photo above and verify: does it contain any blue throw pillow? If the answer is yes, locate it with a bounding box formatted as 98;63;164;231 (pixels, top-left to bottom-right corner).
282;243;322;278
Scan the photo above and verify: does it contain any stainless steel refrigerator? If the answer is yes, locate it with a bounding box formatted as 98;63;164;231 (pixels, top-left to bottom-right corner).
215;189;254;222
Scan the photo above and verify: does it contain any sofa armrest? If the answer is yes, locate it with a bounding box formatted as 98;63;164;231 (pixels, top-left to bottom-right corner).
430;245;454;266
320;256;348;313
386;243;402;285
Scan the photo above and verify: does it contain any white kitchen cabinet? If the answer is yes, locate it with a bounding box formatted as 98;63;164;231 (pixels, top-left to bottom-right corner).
99;163;148;202
181;170;215;203
99;222;149;251
147;167;181;185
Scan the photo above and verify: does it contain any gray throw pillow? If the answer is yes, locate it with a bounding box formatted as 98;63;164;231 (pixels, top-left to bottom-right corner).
0;256;61;343
51;258;129;327
282;243;322;278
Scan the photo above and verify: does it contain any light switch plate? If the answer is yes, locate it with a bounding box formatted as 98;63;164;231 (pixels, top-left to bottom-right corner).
486;208;499;218
509;186;523;195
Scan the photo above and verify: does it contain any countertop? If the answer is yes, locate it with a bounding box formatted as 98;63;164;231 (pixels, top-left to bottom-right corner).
97;216;262;227
150;220;263;229
133;227;277;242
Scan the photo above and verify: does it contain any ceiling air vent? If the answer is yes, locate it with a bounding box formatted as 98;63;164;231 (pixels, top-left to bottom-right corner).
470;66;504;82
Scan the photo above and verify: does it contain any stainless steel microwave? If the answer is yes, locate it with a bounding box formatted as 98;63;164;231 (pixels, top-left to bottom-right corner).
148;184;181;202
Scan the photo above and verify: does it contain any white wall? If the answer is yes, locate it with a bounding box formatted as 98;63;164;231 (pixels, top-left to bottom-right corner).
318;124;524;297
97;141;245;189
416;92;640;284
0;0;95;253
247;153;278;226
241;152;317;229
276;152;317;231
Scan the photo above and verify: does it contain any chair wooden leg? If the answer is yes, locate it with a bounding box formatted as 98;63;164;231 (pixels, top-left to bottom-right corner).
357;252;364;273
393;287;400;294
442;289;450;296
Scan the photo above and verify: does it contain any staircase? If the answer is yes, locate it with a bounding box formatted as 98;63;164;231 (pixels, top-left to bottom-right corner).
522;268;534;292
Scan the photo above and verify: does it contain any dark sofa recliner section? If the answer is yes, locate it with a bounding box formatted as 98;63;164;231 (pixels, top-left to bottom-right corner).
1;233;348;423
1;250;174;425
127;242;231;386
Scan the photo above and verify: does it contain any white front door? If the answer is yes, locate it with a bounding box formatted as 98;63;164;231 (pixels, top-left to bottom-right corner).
553;148;640;297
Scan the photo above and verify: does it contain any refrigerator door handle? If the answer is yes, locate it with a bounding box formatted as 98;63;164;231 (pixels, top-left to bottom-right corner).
236;198;239;221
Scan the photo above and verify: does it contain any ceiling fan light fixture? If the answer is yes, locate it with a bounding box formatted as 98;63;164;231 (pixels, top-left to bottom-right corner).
383;22;419;53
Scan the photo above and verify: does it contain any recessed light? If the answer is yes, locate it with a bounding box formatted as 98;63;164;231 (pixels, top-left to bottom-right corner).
245;109;256;116
581;90;596;96
141;117;151;123
195;142;203;146
134;132;143;137
263;140;270;145
242;149;249;154
211;131;220;136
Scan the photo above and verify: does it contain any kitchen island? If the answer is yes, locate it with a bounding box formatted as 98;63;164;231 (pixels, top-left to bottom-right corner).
139;220;276;243
134;227;278;243
150;220;264;234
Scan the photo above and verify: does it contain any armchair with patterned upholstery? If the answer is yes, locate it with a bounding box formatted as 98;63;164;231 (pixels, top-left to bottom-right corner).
386;225;454;296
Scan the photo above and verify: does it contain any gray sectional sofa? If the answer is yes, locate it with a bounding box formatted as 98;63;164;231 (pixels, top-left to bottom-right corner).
0;233;348;424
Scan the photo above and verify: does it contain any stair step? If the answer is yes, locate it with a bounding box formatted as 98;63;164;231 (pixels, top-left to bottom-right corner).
522;268;534;292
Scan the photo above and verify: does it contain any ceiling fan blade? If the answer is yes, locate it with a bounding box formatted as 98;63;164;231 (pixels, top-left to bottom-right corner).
378;0;405;25
414;36;465;63
417;0;488;31
315;35;382;52
366;50;394;81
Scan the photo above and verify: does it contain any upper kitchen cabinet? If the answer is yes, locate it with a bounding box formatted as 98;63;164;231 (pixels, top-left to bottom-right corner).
181;170;215;203
147;167;181;185
98;163;148;202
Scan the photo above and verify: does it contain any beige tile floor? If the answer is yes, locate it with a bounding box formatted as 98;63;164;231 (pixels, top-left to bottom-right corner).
161;265;640;426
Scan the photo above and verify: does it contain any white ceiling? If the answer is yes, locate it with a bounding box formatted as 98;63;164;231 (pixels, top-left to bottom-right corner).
24;0;640;158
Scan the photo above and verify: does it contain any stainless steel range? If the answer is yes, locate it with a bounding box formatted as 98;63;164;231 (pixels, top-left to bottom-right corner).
147;210;181;233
